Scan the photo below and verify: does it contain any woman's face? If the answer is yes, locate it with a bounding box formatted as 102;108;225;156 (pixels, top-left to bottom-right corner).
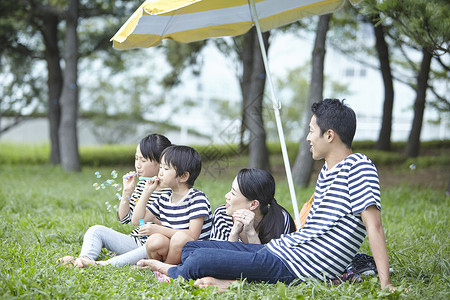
224;177;251;216
135;144;160;178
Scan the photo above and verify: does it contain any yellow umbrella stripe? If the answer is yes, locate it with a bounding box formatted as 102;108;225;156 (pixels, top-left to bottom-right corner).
112;0;345;48
133;6;249;34
257;0;345;31
113;4;144;43
142;0;200;15
143;0;248;15
112;22;252;50
144;0;341;19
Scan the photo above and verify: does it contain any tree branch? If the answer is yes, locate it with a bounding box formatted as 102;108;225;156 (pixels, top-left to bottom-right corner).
27;0;64;18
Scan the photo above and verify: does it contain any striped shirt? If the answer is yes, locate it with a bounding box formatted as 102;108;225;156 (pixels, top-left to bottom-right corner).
147;188;212;240
117;180;170;246
209;205;233;241
209;204;293;242
266;153;381;280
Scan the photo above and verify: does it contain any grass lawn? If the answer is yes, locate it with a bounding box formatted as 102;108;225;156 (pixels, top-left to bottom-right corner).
0;154;449;299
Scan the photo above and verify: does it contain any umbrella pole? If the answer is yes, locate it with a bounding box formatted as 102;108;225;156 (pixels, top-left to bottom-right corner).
249;0;301;228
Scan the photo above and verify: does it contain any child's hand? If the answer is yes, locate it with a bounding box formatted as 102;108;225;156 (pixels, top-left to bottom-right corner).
143;178;160;194
122;171;137;193
138;223;161;236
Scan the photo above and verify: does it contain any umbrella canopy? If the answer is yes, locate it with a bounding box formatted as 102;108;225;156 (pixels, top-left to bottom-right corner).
111;0;346;226
112;0;345;49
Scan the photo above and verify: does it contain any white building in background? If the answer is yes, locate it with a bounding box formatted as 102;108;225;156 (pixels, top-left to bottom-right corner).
1;27;448;146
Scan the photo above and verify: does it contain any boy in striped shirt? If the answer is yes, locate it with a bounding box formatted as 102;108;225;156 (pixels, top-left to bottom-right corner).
143;99;397;292
132;145;212;265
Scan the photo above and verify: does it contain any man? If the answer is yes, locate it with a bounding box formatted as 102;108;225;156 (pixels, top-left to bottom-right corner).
139;99;396;292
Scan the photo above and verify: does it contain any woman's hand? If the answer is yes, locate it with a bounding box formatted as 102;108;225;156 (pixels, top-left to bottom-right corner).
232;209;255;232
230;209;260;243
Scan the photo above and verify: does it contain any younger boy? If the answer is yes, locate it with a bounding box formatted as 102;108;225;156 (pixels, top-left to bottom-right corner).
132;145;212;265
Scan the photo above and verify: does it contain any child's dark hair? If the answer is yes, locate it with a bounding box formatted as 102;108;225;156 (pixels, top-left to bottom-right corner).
161;145;202;188
236;168;296;244
311;98;356;148
139;134;172;163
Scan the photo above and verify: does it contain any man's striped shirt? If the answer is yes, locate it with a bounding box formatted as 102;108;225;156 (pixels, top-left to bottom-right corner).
266;153;381;280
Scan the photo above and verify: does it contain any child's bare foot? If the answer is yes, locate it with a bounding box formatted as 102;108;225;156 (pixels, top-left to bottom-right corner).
73;257;96;268
194;277;234;292
58;256;75;266
136;259;174;275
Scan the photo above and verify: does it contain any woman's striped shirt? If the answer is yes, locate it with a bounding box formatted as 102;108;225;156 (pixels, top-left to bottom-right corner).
266;153;381;280
209;205;233;241
147;188;212;240
209;204;293;242
117;180;170;246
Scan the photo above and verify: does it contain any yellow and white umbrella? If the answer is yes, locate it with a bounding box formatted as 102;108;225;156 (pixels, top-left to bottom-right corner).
112;0;345;49
112;0;346;226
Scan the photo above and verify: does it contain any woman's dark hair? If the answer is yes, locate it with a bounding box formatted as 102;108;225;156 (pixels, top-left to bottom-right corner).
236;168;296;244
139;134;172;163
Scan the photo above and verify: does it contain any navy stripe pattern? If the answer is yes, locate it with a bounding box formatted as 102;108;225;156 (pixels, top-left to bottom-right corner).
117;180;170;246
147;188;212;240
209;205;233;241
209;204;292;242
266;153;381;280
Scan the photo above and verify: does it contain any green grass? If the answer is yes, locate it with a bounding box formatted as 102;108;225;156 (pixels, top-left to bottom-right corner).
1;164;448;299
0;141;449;299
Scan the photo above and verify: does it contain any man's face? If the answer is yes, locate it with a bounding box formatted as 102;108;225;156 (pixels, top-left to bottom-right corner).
306;115;327;160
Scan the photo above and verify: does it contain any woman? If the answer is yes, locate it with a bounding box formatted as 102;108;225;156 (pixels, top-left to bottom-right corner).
209;168;295;244
137;168;296;285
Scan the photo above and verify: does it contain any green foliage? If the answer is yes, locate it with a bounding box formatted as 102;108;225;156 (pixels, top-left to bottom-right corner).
161;40;207;88
79;145;136;167
366;0;450;54
0;162;448;298
271;61;351;141
1;140;448;168
0;0;139;121
0;143;50;165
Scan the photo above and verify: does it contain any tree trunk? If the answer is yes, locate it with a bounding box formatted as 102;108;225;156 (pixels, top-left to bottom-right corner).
42;15;62;165
239;28;270;171
292;14;331;187
372;15;394;151
59;0;80;171
405;49;432;157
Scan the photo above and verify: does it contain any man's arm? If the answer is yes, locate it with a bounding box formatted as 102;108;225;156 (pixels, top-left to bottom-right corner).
361;205;396;291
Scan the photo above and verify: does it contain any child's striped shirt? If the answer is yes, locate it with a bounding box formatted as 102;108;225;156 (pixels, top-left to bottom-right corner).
147;188;212;240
